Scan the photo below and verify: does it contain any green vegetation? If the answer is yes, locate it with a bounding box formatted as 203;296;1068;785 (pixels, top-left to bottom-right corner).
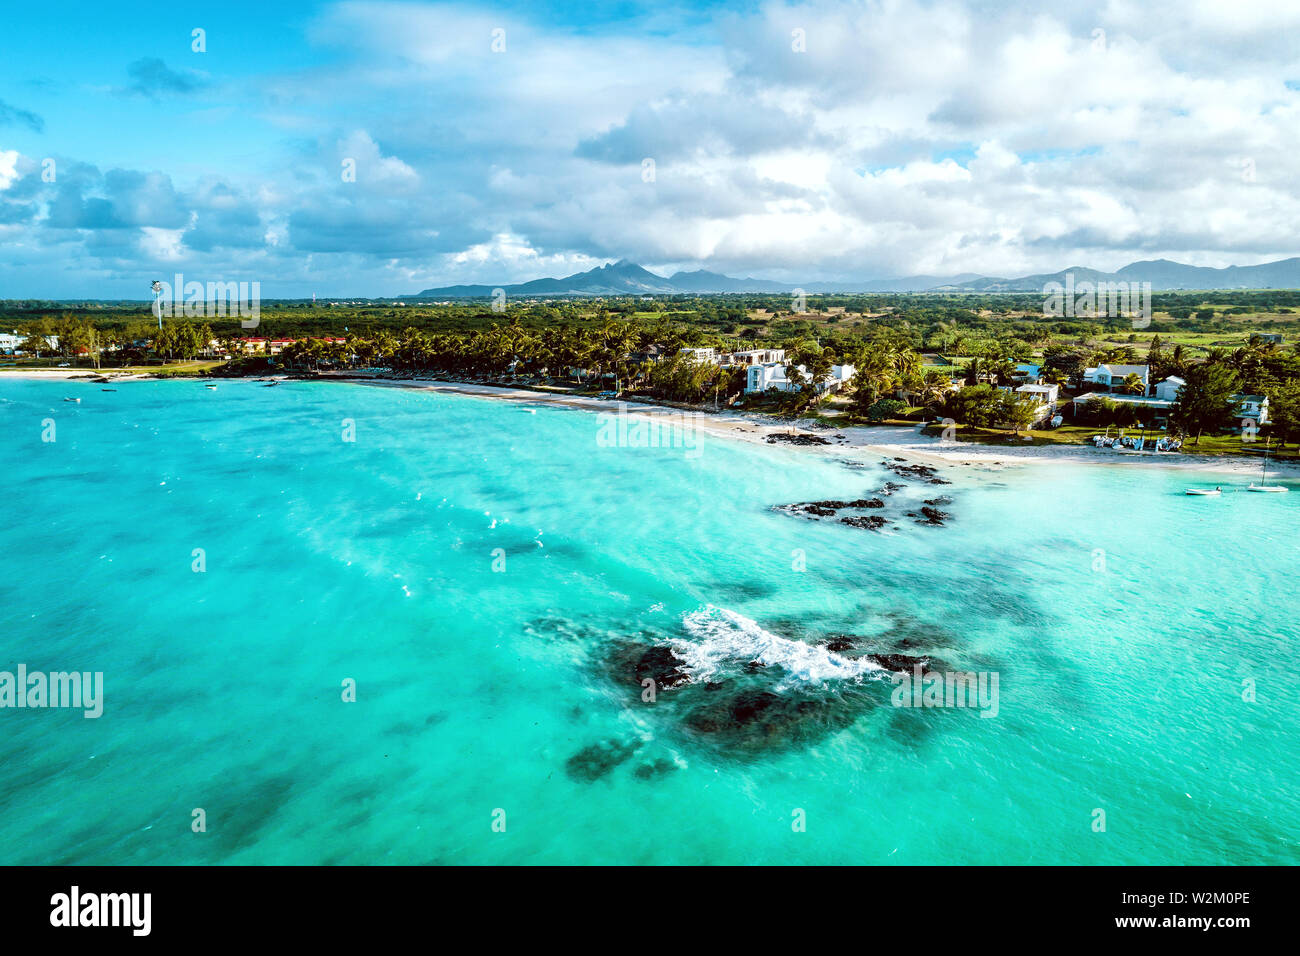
4;290;1299;454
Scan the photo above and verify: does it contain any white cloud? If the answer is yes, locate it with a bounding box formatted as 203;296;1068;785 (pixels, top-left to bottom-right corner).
8;0;1300;295
0;150;19;191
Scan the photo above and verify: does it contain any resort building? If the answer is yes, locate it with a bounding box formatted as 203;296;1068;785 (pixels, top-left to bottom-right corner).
1014;383;1060;424
0;333;59;354
233;337;347;356
724;348;786;366
1071;382;1270;427
1237;395;1271;425
745;362;855;395
1082;364;1150;393
679;347;718;364
1253;332;1285;344
1152;376;1184;402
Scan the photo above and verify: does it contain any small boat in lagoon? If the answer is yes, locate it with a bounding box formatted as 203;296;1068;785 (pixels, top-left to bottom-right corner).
1247;440;1288;493
1185;488;1221;496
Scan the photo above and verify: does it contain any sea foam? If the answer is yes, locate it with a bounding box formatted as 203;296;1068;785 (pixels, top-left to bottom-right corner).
675;606;885;687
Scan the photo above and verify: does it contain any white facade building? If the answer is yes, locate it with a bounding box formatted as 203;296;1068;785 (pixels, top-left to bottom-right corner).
1014;383;1061;424
745;362;855;395
725;348;785;366
1083;364;1150;393
679;347;718;364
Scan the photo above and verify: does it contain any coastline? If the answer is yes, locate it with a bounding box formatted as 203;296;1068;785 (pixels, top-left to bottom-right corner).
5;367;1295;478
322;374;1300;479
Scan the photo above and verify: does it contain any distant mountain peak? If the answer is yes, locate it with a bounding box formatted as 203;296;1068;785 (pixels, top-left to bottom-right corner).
406;255;1300;298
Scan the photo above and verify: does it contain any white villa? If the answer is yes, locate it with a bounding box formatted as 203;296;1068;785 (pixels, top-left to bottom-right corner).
1014;383;1061;425
679;347;718;364
745;362;855;396
1083;364;1150;393
0;332;59;354
725;348;785;366
1152;375;1184;402
1073;375;1270;426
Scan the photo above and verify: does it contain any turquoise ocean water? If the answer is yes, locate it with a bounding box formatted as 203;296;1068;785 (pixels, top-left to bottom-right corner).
0;378;1296;865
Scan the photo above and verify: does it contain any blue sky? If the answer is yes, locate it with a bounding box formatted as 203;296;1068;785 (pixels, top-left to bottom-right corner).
2;0;1300;298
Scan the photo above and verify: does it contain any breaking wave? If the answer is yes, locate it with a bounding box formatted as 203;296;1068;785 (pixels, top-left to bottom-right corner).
675;606;886;686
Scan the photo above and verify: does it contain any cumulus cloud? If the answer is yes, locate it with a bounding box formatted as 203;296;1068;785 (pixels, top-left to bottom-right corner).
6;0;1300;295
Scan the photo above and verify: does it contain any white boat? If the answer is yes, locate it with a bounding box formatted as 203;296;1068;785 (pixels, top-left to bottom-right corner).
1247;440;1289;493
1185;488;1221;496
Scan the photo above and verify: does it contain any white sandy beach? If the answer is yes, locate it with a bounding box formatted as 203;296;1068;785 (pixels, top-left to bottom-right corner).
325;374;1300;479
6;367;1294;479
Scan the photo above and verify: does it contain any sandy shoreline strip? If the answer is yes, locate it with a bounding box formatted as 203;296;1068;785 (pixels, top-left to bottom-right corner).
5;368;1294;478
330;375;1300;479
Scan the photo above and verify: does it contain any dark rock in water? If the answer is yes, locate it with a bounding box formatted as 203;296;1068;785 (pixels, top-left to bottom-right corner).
604;640;692;692
685;688;783;736
840;515;887;530
866;652;940;673
633;758;680;780
917;506;949;526
882;460;952;485
743;660;767;674
877;481;905;496
682;684;876;754
824;636;855;653
893;457;908;462
779;497;884;519
775;502;833;518
924;496;953;506
766;432;830;446
565;738;642;781
635;645;692;689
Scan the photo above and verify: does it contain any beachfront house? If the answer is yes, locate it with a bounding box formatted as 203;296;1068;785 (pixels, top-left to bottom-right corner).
1082;364;1150;394
1073;380;1271;428
1071;392;1170;422
1153;377;1269;425
1152;376;1185;402
1014;383;1060;425
745;362;855;396
1237;395;1271;426
724;348;786;366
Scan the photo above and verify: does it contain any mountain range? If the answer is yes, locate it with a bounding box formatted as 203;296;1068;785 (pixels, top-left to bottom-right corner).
408;256;1300;298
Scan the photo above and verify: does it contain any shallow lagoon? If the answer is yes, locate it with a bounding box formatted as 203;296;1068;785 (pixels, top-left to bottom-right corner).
0;378;1296;864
